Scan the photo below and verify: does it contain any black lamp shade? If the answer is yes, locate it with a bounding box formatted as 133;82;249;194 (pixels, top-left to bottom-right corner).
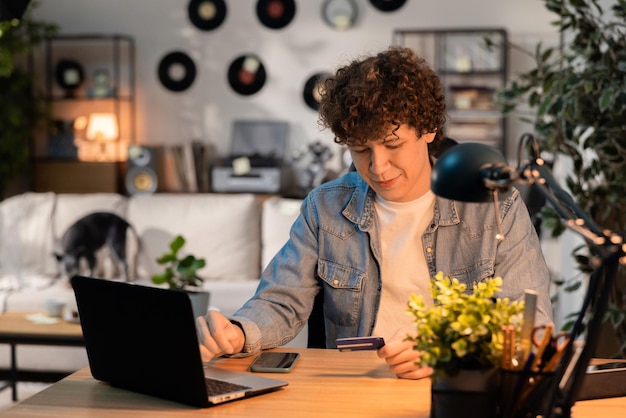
431;142;508;202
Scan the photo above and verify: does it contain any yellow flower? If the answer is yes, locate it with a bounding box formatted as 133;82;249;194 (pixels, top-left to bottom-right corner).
407;273;524;378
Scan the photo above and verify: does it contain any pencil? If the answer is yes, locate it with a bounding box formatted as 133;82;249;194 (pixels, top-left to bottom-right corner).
519;290;538;370
501;325;513;370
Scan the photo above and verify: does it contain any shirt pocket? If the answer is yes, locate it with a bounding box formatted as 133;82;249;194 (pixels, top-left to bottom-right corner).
447;259;494;289
317;259;364;327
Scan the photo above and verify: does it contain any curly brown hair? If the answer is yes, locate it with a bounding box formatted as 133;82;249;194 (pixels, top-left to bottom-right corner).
318;46;446;155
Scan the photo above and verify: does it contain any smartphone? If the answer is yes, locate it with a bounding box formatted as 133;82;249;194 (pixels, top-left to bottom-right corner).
587;361;626;373
248;351;300;373
336;336;385;351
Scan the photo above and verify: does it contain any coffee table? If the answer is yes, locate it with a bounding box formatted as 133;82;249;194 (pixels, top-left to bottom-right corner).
0;311;84;401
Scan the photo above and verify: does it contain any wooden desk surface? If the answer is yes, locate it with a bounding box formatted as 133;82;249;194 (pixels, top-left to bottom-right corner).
2;348;625;417
0;312;83;341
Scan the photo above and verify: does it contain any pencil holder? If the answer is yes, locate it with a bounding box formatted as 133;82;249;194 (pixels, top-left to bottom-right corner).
430;368;500;418
499;369;555;418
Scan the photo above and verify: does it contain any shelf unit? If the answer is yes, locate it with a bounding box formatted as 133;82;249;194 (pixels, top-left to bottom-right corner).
393;28;508;154
34;34;135;193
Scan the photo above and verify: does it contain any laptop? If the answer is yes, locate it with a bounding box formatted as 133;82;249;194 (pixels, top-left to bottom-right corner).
70;275;288;407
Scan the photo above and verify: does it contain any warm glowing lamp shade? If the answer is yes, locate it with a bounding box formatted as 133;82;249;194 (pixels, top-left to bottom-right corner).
85;113;119;161
85;113;119;143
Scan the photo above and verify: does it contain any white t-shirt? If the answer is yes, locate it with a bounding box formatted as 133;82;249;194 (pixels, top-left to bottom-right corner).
372;190;435;339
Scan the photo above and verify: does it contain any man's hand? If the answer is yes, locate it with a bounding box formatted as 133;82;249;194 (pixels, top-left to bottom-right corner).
196;310;245;361
377;328;433;379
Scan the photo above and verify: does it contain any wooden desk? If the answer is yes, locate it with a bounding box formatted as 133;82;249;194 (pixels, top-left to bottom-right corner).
2;348;625;417
0;312;84;401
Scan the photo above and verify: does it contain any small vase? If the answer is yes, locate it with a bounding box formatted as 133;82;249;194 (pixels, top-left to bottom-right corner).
430;367;499;418
187;290;210;319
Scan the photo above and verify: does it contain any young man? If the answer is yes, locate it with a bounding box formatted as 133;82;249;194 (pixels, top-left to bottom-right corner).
197;46;552;379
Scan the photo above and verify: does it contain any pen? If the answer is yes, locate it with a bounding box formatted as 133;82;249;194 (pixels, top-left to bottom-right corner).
509;352;537;415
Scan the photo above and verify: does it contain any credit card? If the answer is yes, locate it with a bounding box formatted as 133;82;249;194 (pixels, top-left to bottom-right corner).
336;336;385;351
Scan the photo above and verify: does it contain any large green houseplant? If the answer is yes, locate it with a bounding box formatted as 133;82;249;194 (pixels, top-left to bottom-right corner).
0;1;57;199
492;0;626;357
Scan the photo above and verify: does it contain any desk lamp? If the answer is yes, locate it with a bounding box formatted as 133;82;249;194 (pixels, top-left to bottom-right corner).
431;133;626;418
85;113;119;162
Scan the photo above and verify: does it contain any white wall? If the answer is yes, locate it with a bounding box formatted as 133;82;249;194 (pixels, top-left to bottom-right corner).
32;0;556;162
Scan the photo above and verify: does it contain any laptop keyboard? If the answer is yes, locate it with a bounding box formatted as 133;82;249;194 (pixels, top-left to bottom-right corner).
205;378;251;396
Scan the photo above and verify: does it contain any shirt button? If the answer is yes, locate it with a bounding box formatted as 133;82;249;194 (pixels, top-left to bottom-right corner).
333;279;339;285
426;247;432;253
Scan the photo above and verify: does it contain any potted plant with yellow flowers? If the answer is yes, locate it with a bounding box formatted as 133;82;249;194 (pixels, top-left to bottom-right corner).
407;272;525;418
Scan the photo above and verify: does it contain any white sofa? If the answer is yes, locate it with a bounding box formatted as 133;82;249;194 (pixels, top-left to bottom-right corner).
0;192;305;376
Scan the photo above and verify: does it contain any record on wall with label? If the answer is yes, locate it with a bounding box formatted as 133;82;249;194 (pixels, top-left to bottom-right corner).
303;72;330;111
227;54;267;96
322;0;358;30
187;0;227;31
55;59;85;98
157;51;197;92
256;0;296;30
369;0;406;12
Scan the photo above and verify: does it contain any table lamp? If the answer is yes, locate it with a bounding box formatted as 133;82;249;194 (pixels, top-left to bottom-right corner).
85;113;119;161
431;133;626;417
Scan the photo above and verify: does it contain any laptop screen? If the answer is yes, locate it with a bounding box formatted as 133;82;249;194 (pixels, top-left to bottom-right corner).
71;276;210;407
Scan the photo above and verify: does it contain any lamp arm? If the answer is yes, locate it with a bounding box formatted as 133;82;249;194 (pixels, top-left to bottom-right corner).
431;135;624;416
519;182;620;417
549;260;620;418
530;162;605;238
511;145;624;418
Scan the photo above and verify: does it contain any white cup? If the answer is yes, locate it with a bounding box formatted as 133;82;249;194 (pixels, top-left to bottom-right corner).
45;299;66;318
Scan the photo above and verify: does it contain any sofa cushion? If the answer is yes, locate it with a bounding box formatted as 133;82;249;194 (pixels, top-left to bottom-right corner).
261;197;302;270
127;193;261;281
53;193;129;238
0;192;57;279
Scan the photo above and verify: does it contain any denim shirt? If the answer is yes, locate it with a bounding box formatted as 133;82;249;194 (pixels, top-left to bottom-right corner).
232;172;552;353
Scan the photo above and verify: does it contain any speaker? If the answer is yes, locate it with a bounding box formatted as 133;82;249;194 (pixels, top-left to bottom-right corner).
125;145;160;195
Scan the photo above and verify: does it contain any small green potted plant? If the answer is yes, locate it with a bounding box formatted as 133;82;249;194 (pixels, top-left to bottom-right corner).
151;235;209;318
407;272;525;418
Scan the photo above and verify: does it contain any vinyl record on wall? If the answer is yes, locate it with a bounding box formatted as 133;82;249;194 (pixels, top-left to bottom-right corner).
157;51;197;92
322;0;358;30
187;0;227;31
303;72;330;111
227;54;267;96
369;0;406;12
256;0;296;30
55;59;85;98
